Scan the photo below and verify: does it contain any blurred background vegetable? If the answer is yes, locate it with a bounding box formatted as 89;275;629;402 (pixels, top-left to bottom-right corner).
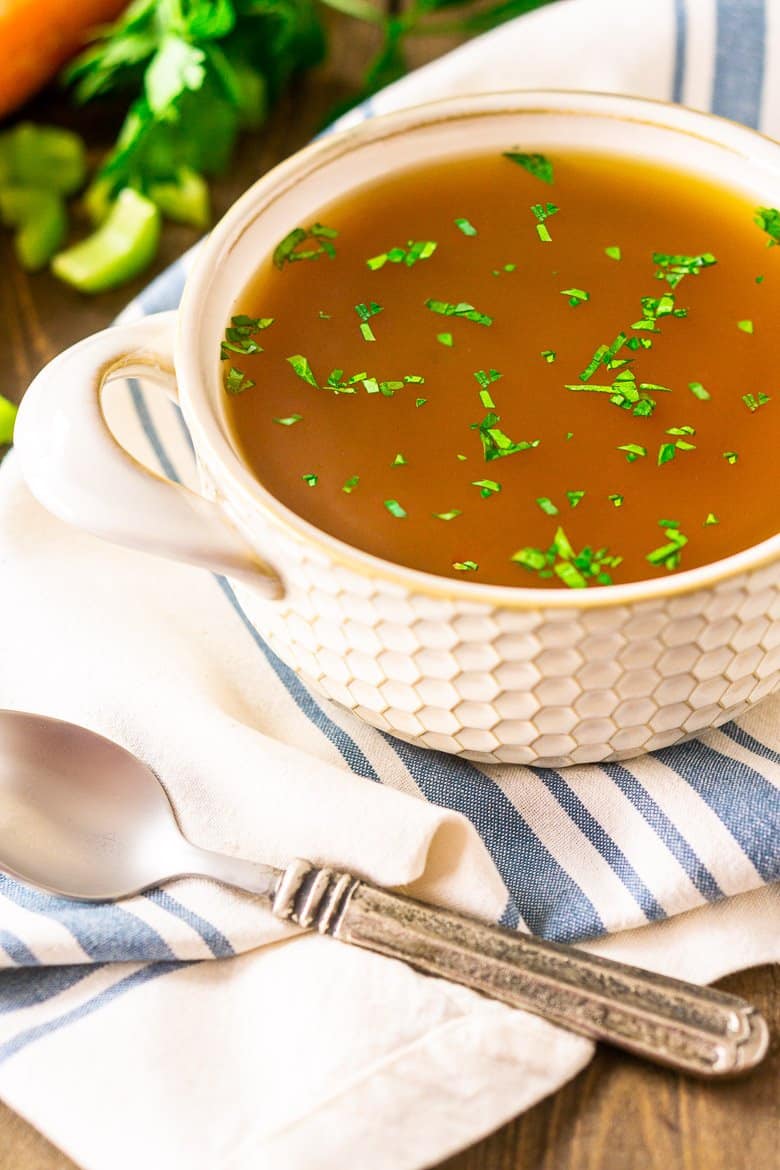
0;0;556;293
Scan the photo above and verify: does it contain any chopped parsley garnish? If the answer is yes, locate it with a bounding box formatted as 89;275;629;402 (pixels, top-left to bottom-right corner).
567;490;585;508
425;299;493;326
632;293;687;332
756;275;765;284
472;478;501;498
274;223;338;268
511;526;622;588
723;450;739;464
579;332;627;381
608;493;624;508
652;251;716;289
541;349;556;363
561;287;589;307
225;366;254;394
617;443;647;462
273;414;302;426
220;314;273;360
367;240;437;270
503;151;554;184
566;369;670;417
301;473;318;487
453;560;479;572
384;499;407;519
392;452;407;466
704;513;719;526
742;392;770;412
434;509;461;520
689;381;711;401
605;245;622;261
287;354;318;387
342;475;360;493
354;301;383;342
318;310;332;319
754;207;780;246
658;425;696;465
455;217;477;236
738;319;754;334
646;519;687;571
531;202;559;242
536;496;559;516
474;369;502;406
471;412;539;462
437;332;453;347
415;397;428;407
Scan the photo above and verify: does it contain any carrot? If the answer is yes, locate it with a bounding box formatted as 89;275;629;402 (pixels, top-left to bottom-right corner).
0;0;127;119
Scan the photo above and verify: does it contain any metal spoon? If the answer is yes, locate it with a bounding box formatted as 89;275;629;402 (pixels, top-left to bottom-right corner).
0;709;768;1076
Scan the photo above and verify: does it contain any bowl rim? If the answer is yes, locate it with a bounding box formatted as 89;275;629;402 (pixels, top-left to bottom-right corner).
176;87;780;610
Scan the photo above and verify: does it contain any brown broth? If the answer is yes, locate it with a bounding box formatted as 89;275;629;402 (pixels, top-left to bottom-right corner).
224;150;780;588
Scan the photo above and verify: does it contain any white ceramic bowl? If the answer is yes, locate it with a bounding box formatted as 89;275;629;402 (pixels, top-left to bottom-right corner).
15;91;780;767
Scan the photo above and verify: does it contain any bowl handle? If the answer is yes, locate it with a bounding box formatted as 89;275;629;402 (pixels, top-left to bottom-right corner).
14;310;284;600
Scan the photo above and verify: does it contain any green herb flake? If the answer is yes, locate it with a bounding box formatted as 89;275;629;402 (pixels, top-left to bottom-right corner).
437;332;453;347
274;223;338;268
392;452;407;466
723;450;739;464
567;490;585;508
689;381;711;401
220;314;273;360
318;310;332;319
415;397;428;408
273;414;302;426
456;453;468;461
531;202;559;242
658;442;677;467
455;217;477;236
511;525;621;588
472;478;501;498
354;301;383;342
646;519;688;571
652;251;716;289
504;263;517;272
566;432;574;441
754;207;780;246
342;475;360;494
425;299;493;326
286;354;318;388
605;245;622;260
503;151;554;184
384;499;407;519
738;319;754;334
471;411;539;462
536;496;559;516
225;366;254;395
618;443;647;462
541;349;556;363
434;509;462;521
742;392;771;412
453;560;479;572
608;493;624;508
704;512;719;526
561;287;589;307
301;473;318;487
367;240;437;270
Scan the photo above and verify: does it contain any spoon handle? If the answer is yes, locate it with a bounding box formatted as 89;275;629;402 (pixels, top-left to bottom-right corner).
272;859;768;1077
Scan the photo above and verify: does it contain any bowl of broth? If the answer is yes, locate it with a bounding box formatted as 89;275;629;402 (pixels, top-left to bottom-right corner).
16;90;780;766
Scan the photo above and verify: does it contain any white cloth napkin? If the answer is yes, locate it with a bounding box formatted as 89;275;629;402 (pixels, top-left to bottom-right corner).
0;1;779;1167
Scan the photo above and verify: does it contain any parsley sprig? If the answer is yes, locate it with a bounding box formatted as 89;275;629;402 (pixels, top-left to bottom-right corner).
511;526;622;588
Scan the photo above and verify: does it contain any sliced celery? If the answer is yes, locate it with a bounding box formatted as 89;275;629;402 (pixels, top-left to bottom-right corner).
0;187;67;271
148;167;210;228
52;188;160;294
0;394;17;446
0;123;87;196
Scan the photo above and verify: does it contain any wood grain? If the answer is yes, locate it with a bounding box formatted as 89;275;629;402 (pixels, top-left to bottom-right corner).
0;15;777;1170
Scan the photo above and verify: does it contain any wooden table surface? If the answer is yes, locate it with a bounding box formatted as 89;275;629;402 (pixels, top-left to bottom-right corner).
0;15;777;1170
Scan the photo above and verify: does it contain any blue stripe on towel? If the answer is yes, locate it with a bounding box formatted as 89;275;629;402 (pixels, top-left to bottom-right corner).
0;877;177;963
0;966;98;1015
535;769;667;921
383;737;604;942
672;0;688;103
712;0;766;127
600;763;723;900
144;890;235;958
0;963;187;1066
653;739;780;881
718;721;780;768
0;930;40;968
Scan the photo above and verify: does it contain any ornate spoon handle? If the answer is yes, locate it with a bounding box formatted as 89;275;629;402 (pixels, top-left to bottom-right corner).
272;860;768;1077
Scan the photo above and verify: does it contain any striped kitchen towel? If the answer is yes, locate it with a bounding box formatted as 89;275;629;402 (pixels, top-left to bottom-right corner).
0;2;778;1169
